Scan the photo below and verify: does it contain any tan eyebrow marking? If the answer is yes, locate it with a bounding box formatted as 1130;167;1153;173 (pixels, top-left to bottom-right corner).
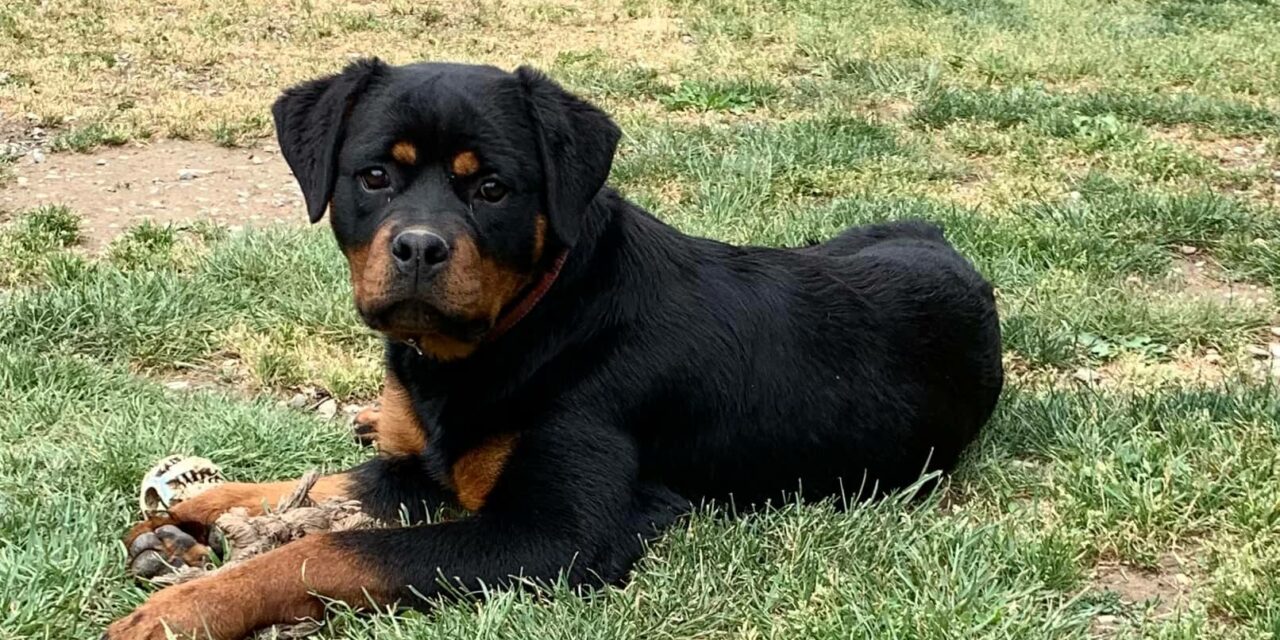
391;140;418;165
451;150;480;177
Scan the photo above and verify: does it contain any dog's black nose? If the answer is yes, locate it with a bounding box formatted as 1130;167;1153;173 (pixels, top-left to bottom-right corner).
391;229;450;268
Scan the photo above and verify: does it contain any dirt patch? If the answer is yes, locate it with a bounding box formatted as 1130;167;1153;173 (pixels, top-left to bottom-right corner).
1168;254;1274;315
1150;126;1280;204
0;113;50;160
0;140;305;250
868;99;915;123
1150;126;1275;172
1089;551;1199;636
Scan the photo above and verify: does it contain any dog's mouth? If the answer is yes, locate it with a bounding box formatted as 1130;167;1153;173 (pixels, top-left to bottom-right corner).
360;298;491;345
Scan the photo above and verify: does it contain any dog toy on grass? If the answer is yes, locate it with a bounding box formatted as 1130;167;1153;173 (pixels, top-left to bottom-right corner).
135;456;383;638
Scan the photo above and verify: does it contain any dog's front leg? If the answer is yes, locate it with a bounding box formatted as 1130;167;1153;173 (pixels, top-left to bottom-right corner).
104;423;682;640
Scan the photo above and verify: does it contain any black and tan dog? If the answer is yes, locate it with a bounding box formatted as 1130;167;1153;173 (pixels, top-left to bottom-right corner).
105;60;1003;639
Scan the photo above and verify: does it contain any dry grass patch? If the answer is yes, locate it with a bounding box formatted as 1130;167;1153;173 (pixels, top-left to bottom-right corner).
0;0;692;145
221;323;381;402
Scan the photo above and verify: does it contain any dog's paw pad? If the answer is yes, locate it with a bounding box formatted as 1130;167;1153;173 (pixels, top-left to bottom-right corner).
127;524;212;579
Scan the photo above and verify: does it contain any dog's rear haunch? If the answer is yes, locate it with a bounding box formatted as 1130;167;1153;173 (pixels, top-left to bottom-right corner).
105;60;1002;640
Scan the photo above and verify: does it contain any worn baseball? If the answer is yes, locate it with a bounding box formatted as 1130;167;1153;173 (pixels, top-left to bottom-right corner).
138;455;226;516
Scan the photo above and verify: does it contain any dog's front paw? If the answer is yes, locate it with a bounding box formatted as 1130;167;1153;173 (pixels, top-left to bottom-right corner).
352;405;382;447
103;580;227;640
102;607;178;640
123;517;215;580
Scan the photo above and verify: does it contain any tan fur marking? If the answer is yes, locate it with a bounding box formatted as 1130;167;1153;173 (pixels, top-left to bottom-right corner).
369;369;427;456
391;140;418;165
452;433;519;511
413;333;478;362
344;223;397;311
169;475;353;524
450;150;480;177
105;535;392;639
441;234;531;329
532;214;547;264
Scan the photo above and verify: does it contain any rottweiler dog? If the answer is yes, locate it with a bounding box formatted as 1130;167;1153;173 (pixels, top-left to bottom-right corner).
105;60;1003;639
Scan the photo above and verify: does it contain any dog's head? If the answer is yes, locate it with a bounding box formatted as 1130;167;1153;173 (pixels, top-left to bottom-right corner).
273;61;619;360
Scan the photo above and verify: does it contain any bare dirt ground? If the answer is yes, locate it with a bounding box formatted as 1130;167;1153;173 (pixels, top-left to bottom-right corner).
1089;551;1199;637
1;141;305;250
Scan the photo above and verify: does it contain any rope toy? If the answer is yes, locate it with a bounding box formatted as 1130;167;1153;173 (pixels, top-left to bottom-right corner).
139;457;384;638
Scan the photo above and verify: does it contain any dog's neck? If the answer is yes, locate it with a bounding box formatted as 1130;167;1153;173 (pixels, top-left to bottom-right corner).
484;249;570;343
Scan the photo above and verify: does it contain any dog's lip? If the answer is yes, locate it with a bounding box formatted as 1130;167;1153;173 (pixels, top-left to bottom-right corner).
362;298;490;342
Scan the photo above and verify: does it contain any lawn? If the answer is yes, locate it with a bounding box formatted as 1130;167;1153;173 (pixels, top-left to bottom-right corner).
2;0;1280;638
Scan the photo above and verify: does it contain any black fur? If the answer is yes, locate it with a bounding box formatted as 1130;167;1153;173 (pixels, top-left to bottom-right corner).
273;61;1003;603
273;58;385;223
517;66;621;247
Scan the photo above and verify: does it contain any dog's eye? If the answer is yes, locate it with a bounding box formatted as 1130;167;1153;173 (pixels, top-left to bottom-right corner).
476;179;508;203
357;167;391;191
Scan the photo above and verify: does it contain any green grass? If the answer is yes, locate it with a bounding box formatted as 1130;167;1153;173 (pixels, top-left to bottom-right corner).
48;121;131;153
4;0;1280;638
912;87;1280;137
657;78;780;113
0;204;83;286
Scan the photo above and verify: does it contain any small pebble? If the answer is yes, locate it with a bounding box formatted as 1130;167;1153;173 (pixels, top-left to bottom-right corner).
29;149;45;164
1178;245;1197;255
287;393;309;410
317;398;338;420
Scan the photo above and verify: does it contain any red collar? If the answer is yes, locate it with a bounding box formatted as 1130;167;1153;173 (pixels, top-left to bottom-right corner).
484;249;569;342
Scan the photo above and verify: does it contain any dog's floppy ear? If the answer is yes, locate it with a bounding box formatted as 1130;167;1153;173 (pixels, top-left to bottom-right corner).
273;58;384;223
517;66;621;247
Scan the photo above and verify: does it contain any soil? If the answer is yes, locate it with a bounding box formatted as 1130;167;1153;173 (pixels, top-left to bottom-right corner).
0;140;306;250
1089;551;1199;637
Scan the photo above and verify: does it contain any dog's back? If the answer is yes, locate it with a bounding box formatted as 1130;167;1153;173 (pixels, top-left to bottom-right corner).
800;219;947;259
607;211;1003;504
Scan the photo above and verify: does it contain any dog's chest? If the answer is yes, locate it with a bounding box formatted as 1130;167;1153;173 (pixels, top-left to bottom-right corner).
422;405;522;512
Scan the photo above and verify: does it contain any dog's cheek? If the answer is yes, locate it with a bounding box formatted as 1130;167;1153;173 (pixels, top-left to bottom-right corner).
439;235;530;324
344;224;397;312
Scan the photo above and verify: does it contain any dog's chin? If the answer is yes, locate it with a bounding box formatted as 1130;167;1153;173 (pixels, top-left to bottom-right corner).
361;298;490;345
